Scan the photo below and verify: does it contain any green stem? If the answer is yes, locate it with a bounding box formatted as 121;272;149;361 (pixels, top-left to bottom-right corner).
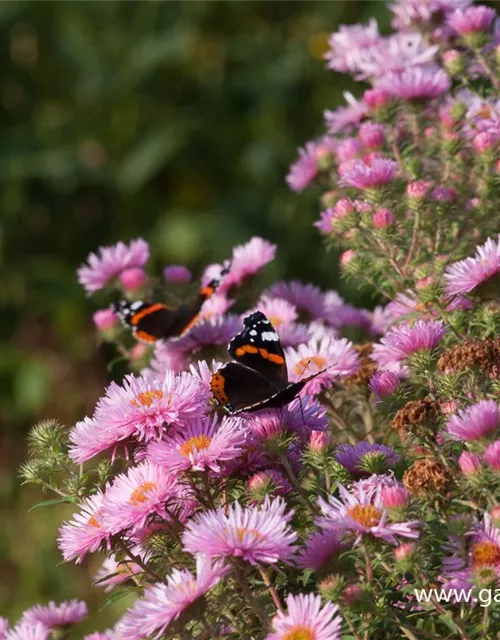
233;564;270;630
258;566;283;613
279;454;315;515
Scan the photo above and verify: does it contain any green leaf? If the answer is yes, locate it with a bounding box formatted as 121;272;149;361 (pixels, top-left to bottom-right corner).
28;497;78;512
99;584;138;611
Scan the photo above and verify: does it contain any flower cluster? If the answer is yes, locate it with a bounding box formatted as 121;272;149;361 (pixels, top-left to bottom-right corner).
17;1;500;639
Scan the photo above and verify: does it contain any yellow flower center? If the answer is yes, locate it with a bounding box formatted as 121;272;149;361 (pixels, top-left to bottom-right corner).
267;315;283;327
282;627;314;640
129;481;157;505
293;356;327;377
222;526;263;543
131;390;164;408
179;435;212;458
471;541;500;568
88;514;100;528
347;504;382;528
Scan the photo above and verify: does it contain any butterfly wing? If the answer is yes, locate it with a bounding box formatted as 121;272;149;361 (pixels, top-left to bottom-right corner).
228;311;288;384
112;301;175;343
211;362;278;413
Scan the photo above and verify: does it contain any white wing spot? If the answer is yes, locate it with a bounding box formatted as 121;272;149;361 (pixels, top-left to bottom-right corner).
262;331;279;342
249;329;257;336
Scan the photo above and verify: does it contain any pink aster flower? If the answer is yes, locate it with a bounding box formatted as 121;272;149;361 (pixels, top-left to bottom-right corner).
5;622;49;640
77;238;149;294
448;6;496;34
172;314;241;352
117;556;229;640
286;139;336;192
58;491;110;563
369;371;401;399
247;469;293;500
163;264;192;283
445;400;499;441
68;371;209;463
100;462;188;534
334;443;401;476
296;530;346;571
84;633;115;640
265;593;342;640
203;237;276;294
22;600;87;629
390;0;472;30
376;67;451;101
317;483;419;545
182;497;297;565
148;341;188;376
458;451;482;476
325;19;381;74
324;92;367;134
444;235;500;296
286;337;360;395
484;441;500;470
371;319;446;367
93;309;119;332
359;122;386;149
0;619;9;640
339;157;398;189
94;547;149;592
147;415;246;474
335;137;364;162
265;281;326;319
249;297;308;347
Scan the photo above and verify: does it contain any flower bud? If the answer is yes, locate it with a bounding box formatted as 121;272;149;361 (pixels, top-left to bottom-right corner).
431;186;457;203
394;542;416;562
93;309;118;332
163;265;192;283
442;49;465;76
247;469;292;502
369;371;400;400
340;250;356;267
336;137;364;162
315;144;335;170
381;485;410;510
334;198;355;217
406;181;429;201
321;190;338;209
119;267;147;291
484;441;500;471
358;123;385;150
473;132;497;154
372;208;394;229
363;88;390;110
309;431;331;453
458;451;482;476
490;506;500;527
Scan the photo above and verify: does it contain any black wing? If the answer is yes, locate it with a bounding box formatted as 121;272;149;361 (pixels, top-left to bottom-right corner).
112;301;176;343
210;362;281;413
228;311;288;383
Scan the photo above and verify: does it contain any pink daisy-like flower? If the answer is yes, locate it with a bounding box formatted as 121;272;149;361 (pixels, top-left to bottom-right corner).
172;314;242;353
369;371;401;399
249;297;309;347
324;92;367;134
117;556;229;640
84;633;115;640
359;122;386;150
371;319;446;367
69;371;209;463
203;237;276;294
390;0;472;30
265;281;326;319
376;67;451;101
444;235;500;297
334;443;400;476
58;492;110;563
22;600;87;629
182;497;297;565
448;6;496;34
484;441;500;471
94;548;147;592
286;139;336;192
5;622;49;640
286;337;360;395
148;341;188;377
335;137;364;163
339;158;398;189
163;264;192;283
296;530;346;571
244;397;328;441
458;451;482;476
324;18;381;74
0;619;9;640
100;462;187;534
265;593;342;640
445;400;499;441
317;483;419;545
77;238;149;294
147;415;246;474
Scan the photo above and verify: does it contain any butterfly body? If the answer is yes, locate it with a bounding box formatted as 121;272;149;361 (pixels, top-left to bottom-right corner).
112;263;230;343
211;311;326;414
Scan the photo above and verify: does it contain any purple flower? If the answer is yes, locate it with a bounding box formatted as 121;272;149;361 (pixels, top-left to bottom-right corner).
446;400;499;441
147;415;246;474
390;0;473;30
92;309;118;332
317;484;419;545
265;593;342;640
339;158;398;189
369;371;401;399
5;623;49;640
100;462;190;534
182;497;297;565
245;397;328;441
484;441;500;470
172;314;242;352
324;92;367;134
296;531;346;571
335;137;364;162
458;451;482;475
247;469;293;499
325;19;381;74
444;235;500;296
163;264;192;283
377;67;451;101
286;138;336;192
286;337;360;395
371;320;446;367
77;238;149;294
359;122;386;149
149;341;188;376
22;601;87;629
0;619;9;640
335;443;401;476
68;371;209;463
117;556;229;640
94;550;146;592
448;6;496;34
265;281;326;319
58;492;110;564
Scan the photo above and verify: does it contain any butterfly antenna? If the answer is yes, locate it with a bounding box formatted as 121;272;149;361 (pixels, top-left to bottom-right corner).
298;393;306;427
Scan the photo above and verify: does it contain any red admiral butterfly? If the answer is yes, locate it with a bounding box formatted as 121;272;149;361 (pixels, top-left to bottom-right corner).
211;311;328;414
112;262;230;344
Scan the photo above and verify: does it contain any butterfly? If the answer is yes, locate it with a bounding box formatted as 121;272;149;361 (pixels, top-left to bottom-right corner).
112;262;230;344
210;311;328;414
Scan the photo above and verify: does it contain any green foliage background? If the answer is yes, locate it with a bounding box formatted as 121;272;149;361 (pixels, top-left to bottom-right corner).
0;0;392;631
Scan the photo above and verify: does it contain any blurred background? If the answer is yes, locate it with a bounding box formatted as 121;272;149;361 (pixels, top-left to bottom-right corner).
0;0;393;631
